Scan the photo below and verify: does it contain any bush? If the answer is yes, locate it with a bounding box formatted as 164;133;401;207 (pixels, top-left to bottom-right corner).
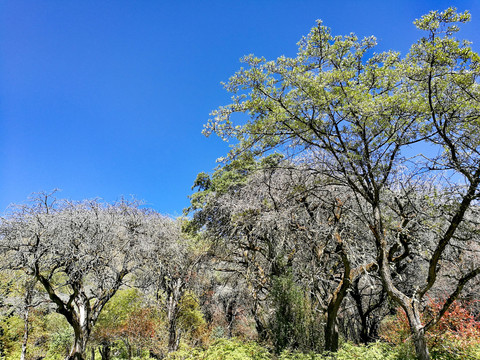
279;342;403;360
333;342;401;360
166;338;271;360
380;298;480;360
279;349;323;359
166;340;411;360
269;273;323;354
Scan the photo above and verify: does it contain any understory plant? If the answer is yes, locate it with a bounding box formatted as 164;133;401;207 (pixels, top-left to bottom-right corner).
380;298;480;359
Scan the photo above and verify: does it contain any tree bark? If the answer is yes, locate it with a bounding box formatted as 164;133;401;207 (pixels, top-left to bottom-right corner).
412;325;429;360
166;279;183;353
324;275;348;352
226;299;237;338
167;316;178;353
64;296;96;360
253;311;267;341
99;343;110;360
67;329;88;360
20;305;29;360
21;280;35;360
378;254;431;360
324;318;340;353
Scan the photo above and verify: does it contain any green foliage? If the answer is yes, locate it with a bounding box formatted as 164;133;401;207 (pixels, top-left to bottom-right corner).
186;152;257;212
165;340;420;360
167;338;271;360
280;342;407;360
380;299;480;360
95;288;144;333
178;291;209;344
331;342;401;360
279;349;324;360
6;310;74;360
46;326;73;359
269;273;317;354
184;152;284;235
92;288;164;358
0;314;22;359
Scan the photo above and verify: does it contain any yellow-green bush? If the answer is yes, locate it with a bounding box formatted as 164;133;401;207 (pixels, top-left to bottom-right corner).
166;338;271;360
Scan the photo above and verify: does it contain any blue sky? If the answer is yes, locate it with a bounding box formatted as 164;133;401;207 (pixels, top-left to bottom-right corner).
1;0;479;216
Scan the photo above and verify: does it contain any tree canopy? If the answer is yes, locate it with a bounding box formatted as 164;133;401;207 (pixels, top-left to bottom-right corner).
203;7;480;360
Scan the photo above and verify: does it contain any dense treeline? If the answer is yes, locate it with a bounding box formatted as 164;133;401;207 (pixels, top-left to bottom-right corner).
1;7;480;360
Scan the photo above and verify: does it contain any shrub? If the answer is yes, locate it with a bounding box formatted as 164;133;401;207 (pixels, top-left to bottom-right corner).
333;342;401;360
380;298;480;360
166;338;271;360
269;273;323;354
279;349;323;359
279;342;401;360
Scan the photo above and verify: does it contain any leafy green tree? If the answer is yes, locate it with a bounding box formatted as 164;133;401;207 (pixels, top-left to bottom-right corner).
205;8;480;360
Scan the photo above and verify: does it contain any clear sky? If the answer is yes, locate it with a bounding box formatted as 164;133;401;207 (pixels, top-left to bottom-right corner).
1;0;479;216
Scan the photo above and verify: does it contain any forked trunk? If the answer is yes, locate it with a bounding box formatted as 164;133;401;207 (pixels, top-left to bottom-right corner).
65;305;91;360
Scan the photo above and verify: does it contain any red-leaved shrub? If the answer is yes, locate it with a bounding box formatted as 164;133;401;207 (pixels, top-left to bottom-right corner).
380;298;480;358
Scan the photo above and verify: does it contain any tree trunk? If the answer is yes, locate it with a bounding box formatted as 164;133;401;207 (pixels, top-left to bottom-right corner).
324;281;348;353
20;305;29;360
21;280;36;360
67;333;88;360
413;327;430;360
379;266;431;360
324;228;351;352
254;313;267;341
168;316;178;352
226;299;237;338
99;343;110;360
324;318;339;352
166;279;183;353
66;312;90;360
406;309;430;360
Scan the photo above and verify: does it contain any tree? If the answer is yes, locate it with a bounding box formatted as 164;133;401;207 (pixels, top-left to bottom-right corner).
205;8;480;360
139;216;209;354
188;159;377;352
0;193;156;360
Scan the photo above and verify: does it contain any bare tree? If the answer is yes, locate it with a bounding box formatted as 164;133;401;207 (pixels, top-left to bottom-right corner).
0;193;155;360
189;160;378;352
137;215;208;354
